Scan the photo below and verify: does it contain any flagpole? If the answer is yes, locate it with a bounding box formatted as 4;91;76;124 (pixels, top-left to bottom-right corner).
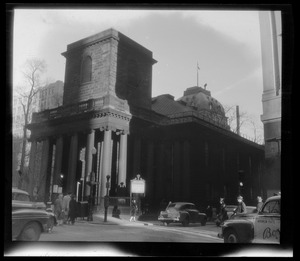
197;62;199;87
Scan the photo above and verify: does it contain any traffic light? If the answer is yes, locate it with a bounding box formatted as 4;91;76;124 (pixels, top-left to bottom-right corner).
238;170;245;187
58;174;64;187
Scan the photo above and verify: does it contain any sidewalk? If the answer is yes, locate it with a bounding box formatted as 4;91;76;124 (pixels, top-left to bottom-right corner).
75;212;155;226
77;212;219;232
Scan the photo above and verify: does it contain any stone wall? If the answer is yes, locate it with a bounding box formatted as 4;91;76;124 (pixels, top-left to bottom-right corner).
63;39;114;105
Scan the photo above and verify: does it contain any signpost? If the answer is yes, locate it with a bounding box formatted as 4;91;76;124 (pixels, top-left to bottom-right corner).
130;179;146;194
130;177;146;216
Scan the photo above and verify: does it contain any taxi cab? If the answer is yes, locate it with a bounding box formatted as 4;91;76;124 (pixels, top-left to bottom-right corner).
219;195;280;243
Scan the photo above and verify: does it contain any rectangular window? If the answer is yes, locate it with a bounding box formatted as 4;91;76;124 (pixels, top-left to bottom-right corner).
205;142;209;167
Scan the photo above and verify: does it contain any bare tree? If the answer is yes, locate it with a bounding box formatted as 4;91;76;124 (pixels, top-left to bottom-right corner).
15;59;46;189
224;104;251;134
224;104;264;144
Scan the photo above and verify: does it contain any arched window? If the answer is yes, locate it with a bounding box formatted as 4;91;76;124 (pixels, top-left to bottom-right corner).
81;56;92;83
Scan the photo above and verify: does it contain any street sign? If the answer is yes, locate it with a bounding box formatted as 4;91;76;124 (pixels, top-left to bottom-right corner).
53;185;58;193
79;148;86;161
131;179;145;194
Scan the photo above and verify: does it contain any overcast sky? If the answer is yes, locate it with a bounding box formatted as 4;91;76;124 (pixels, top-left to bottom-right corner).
13;8;269;141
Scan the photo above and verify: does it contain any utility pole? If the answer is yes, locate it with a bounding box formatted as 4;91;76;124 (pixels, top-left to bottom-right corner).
197;62;200;87
236;105;240;135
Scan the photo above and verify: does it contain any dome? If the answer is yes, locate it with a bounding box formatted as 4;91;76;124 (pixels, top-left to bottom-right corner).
177;86;225;115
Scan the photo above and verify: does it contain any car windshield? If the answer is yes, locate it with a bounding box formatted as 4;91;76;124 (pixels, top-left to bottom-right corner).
180;204;196;210
226;206;236;211
166;203;196;210
13;193;30;201
261;200;280;214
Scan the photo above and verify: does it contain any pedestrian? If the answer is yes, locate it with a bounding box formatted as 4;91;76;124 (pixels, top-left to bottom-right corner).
62;192;72;224
216;198;228;226
68;194;77;225
256;196;264;212
134;174;143;180
234;195;247;214
130;199;138;222
206;205;213;222
54;193;64;226
112;205;121;219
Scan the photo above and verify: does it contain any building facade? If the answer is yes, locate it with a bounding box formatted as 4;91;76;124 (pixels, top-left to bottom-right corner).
12;81;64;189
27;28;264;209
39;80;64;111
259;11;281;197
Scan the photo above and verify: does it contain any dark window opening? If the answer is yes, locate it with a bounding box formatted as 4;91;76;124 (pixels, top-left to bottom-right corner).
81;56;92;83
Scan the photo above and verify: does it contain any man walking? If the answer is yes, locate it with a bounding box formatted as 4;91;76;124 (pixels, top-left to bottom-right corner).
256;196;264;212
234;195;247;214
62;192;72;224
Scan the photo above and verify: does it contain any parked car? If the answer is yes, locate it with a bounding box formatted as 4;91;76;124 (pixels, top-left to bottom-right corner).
219;195;280;243
12;208;52;241
12;188;56;233
12;188;46;210
158;202;207;226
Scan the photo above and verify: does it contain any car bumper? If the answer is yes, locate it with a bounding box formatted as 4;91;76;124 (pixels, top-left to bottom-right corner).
158;217;180;222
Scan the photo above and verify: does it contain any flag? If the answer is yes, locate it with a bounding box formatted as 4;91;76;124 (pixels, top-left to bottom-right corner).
197;63;200;70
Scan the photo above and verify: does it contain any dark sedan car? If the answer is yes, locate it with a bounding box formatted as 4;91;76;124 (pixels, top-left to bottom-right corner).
158;202;207;226
12;188;56;239
12;208;52;241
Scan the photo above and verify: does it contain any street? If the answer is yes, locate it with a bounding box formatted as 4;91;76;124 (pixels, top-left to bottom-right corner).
39;216;223;243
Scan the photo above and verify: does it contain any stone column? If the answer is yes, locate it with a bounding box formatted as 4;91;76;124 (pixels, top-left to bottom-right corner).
146;141;154;200
100;129;112;203
28;140;37;198
85;130;95;197
118;133;127;185
38;138;50;201
182;140;190;200
67;133;78;194
156;142;165;200
133;137;141;176
53;136;63;186
173;141;181;200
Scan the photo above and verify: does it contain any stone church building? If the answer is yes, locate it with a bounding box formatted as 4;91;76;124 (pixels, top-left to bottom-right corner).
27;28;264;210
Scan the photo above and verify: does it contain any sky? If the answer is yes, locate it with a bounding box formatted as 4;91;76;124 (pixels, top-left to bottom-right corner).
13;8;268;142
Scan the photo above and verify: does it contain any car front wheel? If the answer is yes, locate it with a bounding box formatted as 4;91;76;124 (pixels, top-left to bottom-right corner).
224;229;239;243
182;218;189;227
18;222;42;241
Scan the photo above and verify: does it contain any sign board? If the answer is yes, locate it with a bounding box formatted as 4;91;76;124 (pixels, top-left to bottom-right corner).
130;179;145;194
53;185;58;193
58;186;63;194
79;148;86;161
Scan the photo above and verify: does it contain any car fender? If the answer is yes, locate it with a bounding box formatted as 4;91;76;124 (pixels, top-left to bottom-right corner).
222;219;254;243
179;211;190;221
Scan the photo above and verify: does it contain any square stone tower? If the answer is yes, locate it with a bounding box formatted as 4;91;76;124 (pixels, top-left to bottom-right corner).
61;28;157;110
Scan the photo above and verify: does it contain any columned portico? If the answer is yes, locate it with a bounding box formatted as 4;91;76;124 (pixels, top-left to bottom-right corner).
118;133;128;185
85;130;95;197
53;136;63;186
182;140;190;200
28;140;37;197
100;129;112;204
67;133;78;194
38;138;50;200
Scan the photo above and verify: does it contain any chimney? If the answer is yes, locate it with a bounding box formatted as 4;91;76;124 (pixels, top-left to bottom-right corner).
236;105;240;135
